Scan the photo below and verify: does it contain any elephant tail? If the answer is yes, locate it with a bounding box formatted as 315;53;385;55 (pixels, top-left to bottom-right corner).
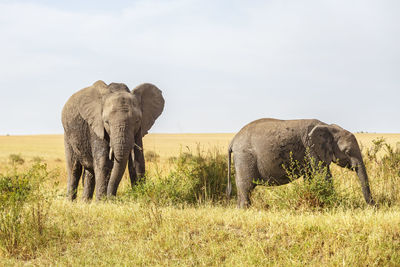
226;143;233;199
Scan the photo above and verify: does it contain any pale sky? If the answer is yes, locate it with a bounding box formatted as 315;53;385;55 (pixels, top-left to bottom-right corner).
0;0;399;134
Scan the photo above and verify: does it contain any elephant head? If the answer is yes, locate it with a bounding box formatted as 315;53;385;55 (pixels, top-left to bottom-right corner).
78;80;164;197
307;124;375;205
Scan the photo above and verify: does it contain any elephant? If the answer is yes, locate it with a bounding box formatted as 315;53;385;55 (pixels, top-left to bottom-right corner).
62;80;164;201
226;118;375;208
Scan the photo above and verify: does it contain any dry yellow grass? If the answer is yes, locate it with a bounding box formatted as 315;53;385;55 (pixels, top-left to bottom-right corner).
0;135;64;160
2;201;397;266
1;133;400;265
0;133;235;171
0;132;398;193
355;133;400;149
1;132;397;163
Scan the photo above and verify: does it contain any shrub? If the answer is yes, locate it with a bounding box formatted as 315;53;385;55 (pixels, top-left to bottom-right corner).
253;140;400;210
252;151;346;211
363;138;400;206
0;174;31;256
0;175;31;207
128;147;233;206
145;150;160;162
8;154;24;165
31;156;43;163
365;137;386;163
125;140;400;210
381;143;400;173
0;163;62;258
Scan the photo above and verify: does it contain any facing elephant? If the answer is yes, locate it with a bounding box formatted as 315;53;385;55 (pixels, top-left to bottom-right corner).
227;118;375;208
62;80;164;200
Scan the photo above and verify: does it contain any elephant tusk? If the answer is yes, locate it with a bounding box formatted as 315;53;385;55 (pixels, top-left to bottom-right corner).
134;143;143;151
109;147;114;161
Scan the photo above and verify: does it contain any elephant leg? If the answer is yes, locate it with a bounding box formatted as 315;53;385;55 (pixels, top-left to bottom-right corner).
135;159;145;182
325;165;333;183
128;144;146;187
128;155;138;187
234;152;258;208
82;169;95;201
135;137;145;183
65;142;82;201
128;159;145;187
94;158;111;200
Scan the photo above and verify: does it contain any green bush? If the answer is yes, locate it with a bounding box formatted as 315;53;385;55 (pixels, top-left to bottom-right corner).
31;156;44;163
0;163;62;258
0;175;31;207
124;140;400;210
0;173;31;256
252;151;349;211
167;156;178;164
8;154;24;165
363;138;400;206
145;150;160;162
128;148;233;206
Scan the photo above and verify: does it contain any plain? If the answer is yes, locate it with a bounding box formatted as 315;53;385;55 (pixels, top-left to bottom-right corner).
0;133;400;266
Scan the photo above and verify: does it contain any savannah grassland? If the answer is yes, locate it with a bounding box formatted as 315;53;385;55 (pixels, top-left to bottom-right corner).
1;133;400;266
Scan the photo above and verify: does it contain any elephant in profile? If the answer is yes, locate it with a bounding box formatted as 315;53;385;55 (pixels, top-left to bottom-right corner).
227;118;375;208
62;80;164;200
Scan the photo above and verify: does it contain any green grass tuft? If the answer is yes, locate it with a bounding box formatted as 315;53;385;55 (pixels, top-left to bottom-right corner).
0;163;63;259
125;147;234;206
144;150;160;163
8;154;24;165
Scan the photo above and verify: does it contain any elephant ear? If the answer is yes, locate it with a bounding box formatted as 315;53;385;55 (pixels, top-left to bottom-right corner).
308;125;334;164
132;83;165;136
77;80;108;139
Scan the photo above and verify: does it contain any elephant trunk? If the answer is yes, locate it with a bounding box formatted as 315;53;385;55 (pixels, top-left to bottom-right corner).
107;156;129;196
107;124;135;196
112;141;129;163
355;160;375;206
109;124;134;162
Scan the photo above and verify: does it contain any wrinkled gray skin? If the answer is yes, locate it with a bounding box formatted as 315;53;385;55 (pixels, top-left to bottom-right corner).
227;118;375;208
62;80;164;201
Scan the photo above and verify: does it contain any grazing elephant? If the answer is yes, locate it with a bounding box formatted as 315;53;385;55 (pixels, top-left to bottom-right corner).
227;118;375;208
62;80;164;200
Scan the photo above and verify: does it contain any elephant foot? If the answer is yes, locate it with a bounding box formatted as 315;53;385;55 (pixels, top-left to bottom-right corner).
237;198;251;209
